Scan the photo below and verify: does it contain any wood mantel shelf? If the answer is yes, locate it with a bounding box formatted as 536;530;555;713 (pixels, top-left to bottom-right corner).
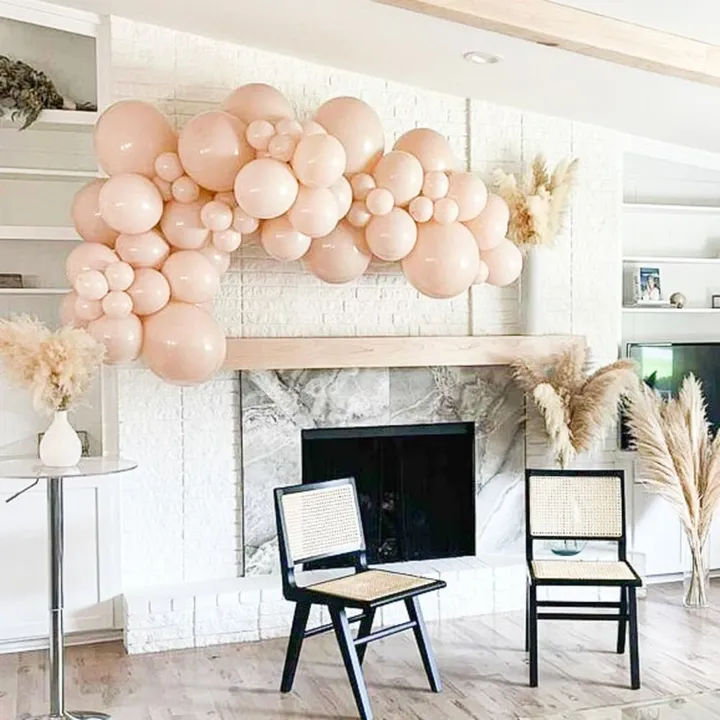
223;335;584;371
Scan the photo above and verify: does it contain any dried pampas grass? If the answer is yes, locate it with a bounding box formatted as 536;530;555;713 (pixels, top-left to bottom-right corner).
494;155;578;249
0;316;104;413
512;343;637;467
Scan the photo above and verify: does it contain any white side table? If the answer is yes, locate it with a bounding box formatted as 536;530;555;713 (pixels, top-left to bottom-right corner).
0;457;136;720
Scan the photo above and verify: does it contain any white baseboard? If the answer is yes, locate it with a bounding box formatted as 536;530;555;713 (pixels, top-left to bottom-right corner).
0;628;122;655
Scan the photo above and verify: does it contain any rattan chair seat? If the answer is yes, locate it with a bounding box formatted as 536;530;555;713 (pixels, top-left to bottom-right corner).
307;569;438;602
532;560;637;582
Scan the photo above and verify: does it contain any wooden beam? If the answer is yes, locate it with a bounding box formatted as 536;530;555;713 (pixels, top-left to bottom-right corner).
374;0;720;87
223;335;584;371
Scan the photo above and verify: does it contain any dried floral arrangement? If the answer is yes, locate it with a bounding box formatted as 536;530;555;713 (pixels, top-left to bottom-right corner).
625;375;720;606
0;316;104;413
494;155;579;250
512;343;637;468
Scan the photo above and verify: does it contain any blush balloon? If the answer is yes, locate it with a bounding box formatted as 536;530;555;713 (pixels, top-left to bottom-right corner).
447;172;488;222
301;120;327;136
330;176;353;219
267;134;297;163
291;134;346;188
74;270;109;300
474;259;490;284
480;239;523;287
71;180;119;247
102;291;134;319
222;83;294;124
372;151;423;206
160;200;211;250
87;313;143;364
350;173;376;201
422;171;449;200
74;295;103;324
99;173;164;235
433;197;460;225
393;128;458;173
232;207;260;234
115;230;170;269
59;291;83;327
465;194;510;250
66;243;118;285
347;201;372;229
408;196;434;223
304;220;372;283
212;229;242;253
365;208;418;262
153;177;173;202
199;246;231;275
127;268;171;316
245;119;275;151
275;118;304;138
288;186;338;238
234;158;299;220
365;188;394;216
171;175;200;204
261;215;311;261
161;250;220;304
200;201;233;231
104;261;135;291
154;152;184;183
213;191;237;208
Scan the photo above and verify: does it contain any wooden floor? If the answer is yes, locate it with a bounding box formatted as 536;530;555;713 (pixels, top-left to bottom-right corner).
3;583;720;720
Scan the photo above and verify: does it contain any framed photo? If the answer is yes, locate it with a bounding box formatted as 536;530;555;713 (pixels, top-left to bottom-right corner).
713;295;720;309
633;266;663;304
0;274;22;289
37;430;90;457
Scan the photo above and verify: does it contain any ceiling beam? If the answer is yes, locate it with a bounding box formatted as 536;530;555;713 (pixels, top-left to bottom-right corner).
374;0;720;87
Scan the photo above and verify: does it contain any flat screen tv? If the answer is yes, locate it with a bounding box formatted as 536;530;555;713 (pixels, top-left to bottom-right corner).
621;342;720;449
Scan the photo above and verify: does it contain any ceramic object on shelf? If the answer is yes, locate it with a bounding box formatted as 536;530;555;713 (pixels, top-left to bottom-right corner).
669;292;686;308
39;411;82;468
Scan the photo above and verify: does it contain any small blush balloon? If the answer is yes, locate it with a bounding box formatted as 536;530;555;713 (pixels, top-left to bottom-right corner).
153;177;173;202
422;171;449;200
347;201;372;229
268;134;297;163
409;196;434;223
275;118;304;138
127;268;171;316
433;197;460;225
200;201;233;231
154;152;184;183
74;295;103;323
212;229;243;253
330;176;353;219
474;259;490;284
171;175;200;204
115;230;170;269
102;291;134;319
365;188;394;216
213;191;237;208
75;270;109;301
245;119;275;151
301;120;327;136
104;261;135;291
199;246;231;275
232;207;260;234
350;173;376;201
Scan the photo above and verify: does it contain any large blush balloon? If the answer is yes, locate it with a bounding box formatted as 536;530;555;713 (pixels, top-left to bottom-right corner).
372;151;423;206
465;193;510;251
330;176;353;219
59;291;84;327
304;220;371;283
261;215;311;261
160;200;210;249
127;268;171;316
291;134;346;188
234;158;299;219
221;83;294;124
142;302;227;385
94;100;176;177
480;239;523;287
98;174;163;235
447;172;488;222
365;208;417;262
161;250;220;304
66;243;118;285
71;180;119;247
401;221;479;299
178;111;253;192
288;186;338;238
393;128;458;173
115;230;170;269
87;313;143;364
313;97;385;175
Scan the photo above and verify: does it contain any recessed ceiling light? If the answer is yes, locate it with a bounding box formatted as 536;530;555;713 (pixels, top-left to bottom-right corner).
463;51;502;65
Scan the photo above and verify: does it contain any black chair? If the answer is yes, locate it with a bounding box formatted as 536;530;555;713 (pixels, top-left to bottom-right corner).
274;477;446;720
524;469;642;689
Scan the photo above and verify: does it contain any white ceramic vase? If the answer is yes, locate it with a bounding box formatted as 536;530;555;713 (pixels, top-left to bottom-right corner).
39;410;82;468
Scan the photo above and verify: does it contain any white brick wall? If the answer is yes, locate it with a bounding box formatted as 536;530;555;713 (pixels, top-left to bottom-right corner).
111;18;623;593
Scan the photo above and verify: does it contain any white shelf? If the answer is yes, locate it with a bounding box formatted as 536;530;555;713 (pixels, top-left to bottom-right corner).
623;202;720;214
622;307;720;314
0;288;69;296
0;226;80;242
0;167;99;181
623;256;720;264
0;109;97;132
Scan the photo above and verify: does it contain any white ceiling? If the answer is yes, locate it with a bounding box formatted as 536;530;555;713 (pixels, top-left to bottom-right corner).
51;0;720;154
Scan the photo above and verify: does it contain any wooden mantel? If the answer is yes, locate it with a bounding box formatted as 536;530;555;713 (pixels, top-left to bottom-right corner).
223;335;583;371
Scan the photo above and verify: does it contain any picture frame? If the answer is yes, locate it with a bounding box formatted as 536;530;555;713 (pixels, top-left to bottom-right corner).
0;274;22;289
713;295;720;309
633;266;663;305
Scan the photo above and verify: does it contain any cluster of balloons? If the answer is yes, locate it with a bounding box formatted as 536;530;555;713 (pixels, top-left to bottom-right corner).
61;82;523;385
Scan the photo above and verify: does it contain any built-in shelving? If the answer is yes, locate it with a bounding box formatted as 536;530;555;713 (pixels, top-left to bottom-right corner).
0;288;70;295
623;202;720;214
0;167;99;181
623;256;720;265
0;109;97;132
0;226;80;241
622;307;720;314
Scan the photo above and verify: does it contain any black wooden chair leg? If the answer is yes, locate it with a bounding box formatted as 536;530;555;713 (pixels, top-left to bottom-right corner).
525;583;530;652
628;587;641;690
405;596;442;693
617;586;627;655
281;602;311;693
528;585;538;688
331;607;373;720
356;609;376;665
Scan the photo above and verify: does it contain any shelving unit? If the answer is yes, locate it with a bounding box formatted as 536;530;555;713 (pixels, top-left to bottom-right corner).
623;256;720;265
0;288;70;295
0;109;97;131
0;226;80;241
624;202;720;214
622;307;720;314
0;167;100;181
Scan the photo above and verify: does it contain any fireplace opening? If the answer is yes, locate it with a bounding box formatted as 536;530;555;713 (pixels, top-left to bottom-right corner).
301;422;475;568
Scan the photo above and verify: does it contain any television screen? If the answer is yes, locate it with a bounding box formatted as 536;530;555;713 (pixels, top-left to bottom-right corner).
621;343;720;449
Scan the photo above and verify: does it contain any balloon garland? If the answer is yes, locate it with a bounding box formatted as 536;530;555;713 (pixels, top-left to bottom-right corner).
63;83;522;386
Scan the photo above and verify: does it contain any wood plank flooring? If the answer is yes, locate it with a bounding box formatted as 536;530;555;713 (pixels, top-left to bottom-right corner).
3;582;720;719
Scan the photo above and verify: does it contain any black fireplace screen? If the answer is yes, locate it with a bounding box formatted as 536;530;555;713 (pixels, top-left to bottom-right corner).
301;422;475;567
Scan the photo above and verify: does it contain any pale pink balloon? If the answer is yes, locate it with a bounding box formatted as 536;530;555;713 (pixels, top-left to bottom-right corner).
365;188;394;216
347;201;372;229
232;207;260;234
246;119;275;151
409;196;434;223
433;197;460;225
260;215;311;261
98;173;163;235
200;201;233;231
74;270;109;300
275;118;303;138
267;134;297;163
160;200;211;249
199;246;231;275
153;177;173;202
59;291;84;327
154;152;184;183
372;151;423;206
127;268;171;316
74;295;103;323
222;83;294;124
94;100;177;178
474;259;490;284
71;180;119;247
171;175;200;204
313;97;385;174
214;191;237;208
393;128;458;173
350;173;376;201
291;134;346;188
301;120;327;136
115;230;170;269
401;221;479;299
365;208;418;262
66;243;118;285
88;313;143;364
304;221;372;283
212;229;242;252
234;158;299;219
105;261;135;291
178;111;253;192
465;194;510;251
102;291;133;319
447;172;488;222
142;302;227;385
161;250;220;304
480;239;523;287
422;171;449;200
330;176;353;219
288;186;338;238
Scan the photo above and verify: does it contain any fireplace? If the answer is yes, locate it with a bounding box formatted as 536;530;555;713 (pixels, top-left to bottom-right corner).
301;422;475;567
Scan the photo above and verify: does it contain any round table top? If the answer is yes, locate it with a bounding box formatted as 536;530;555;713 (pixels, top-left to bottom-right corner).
0;457;137;479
